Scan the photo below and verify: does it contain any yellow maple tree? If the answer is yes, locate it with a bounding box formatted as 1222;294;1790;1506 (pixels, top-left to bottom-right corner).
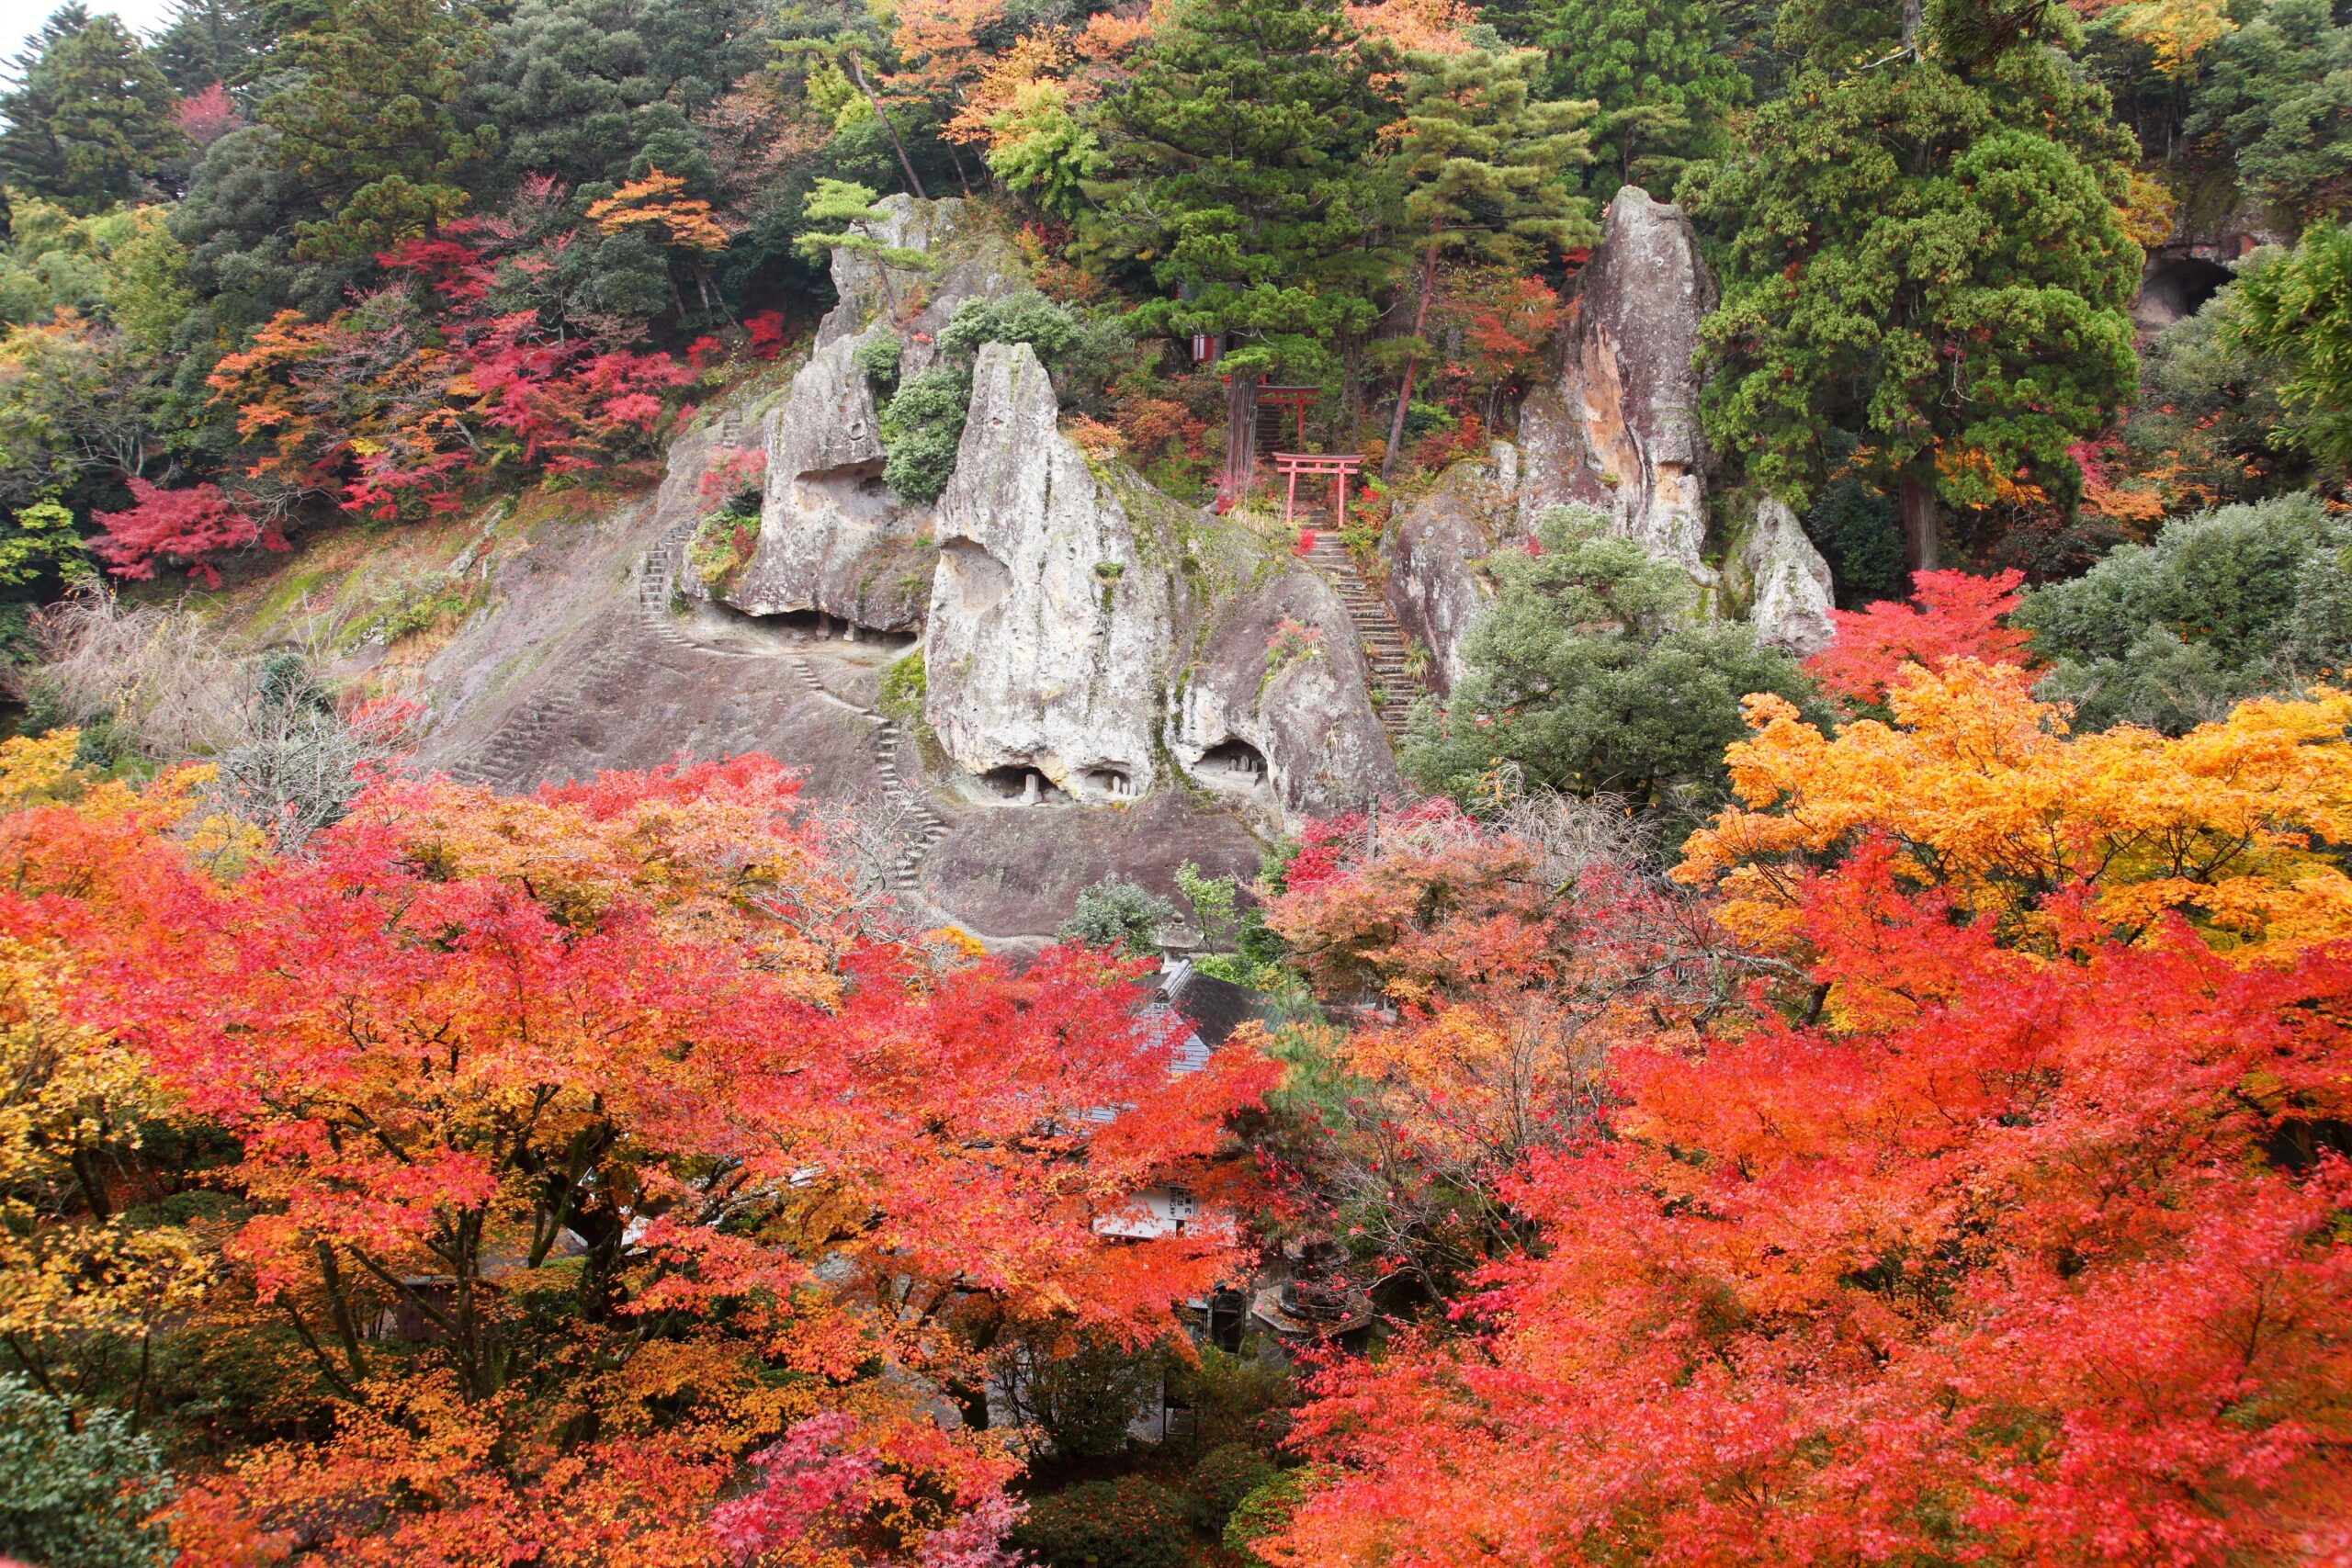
1675;660;2352;958
585;167;730;254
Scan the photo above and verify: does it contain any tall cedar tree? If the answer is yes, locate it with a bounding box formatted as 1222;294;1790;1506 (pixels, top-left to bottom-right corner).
1379;45;1595;478
150;0;268;94
255;0;496;260
1096;0;1392;486
1532;0;1747;199
0;7;183;213
1686;0;2142;572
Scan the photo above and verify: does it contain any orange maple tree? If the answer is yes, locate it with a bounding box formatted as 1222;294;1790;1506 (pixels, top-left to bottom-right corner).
0;754;1272;1565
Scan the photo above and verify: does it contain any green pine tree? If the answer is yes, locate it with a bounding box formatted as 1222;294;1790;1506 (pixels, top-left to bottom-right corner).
0;6;184;213
1685;0;2142;572
1531;0;1747;200
1378;44;1596;476
255;0;496;260
1092;0;1393;483
2187;0;2352;229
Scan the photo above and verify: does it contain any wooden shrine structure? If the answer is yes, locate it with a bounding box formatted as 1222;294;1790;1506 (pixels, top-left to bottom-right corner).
1273;451;1362;530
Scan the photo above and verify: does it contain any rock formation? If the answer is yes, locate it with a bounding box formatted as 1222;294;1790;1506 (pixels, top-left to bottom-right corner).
923;342;1183;803
1734;498;1838;657
1505;185;1835;653
718;196;1021;633
1171;567;1401;823
1380;458;1506;693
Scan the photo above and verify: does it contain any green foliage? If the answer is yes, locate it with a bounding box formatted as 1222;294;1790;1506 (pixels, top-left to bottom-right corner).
2224;223;2352;473
1389;45;1595;265
942;292;1130;407
1222;1469;1311;1567
0;10;182;212
878;649;925;726
257;0;497;260
2187;0;2352;228
1174;860;1242;951
1166;1345;1296;1451
0;1376;174;1568
1687;0;2142;530
998;1337;1164;1461
1094;0;1394;378
1804;476;1906;607
853;328;903;387
0;498;86;586
2119;280;2317;506
1013;1477;1193;1568
1403;505;1822;815
467;0;767;192
2017;493;2352;734
1532;0;1747;197
983;81;1100;219
878;367;971;505
1059;874;1176;955
1189;1443;1281;1533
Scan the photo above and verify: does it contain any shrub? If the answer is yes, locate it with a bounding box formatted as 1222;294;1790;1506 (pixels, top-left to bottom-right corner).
942;292;1130;408
878;649;925;726
1402;506;1824;821
879;367;972;505
1166;1346;1295;1451
1222;1470;1310;1568
1013;1477;1191;1568
0;1376;174;1568
1188;1443;1278;1534
853;328;903;388
2016;492;2352;732
1059;875;1176;955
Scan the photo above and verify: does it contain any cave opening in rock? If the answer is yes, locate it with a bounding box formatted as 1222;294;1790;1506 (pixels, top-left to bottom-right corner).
1195;739;1269;788
981;765;1068;804
709;604;917;650
1084;767;1136;798
2138;256;2234;330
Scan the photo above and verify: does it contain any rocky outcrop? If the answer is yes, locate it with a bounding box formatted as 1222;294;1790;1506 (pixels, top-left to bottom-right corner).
720;196;1021;632
924;342;1182;802
1512;187;1716;579
1732;497;1836;657
1171;568;1401;823
1383;458;1507;692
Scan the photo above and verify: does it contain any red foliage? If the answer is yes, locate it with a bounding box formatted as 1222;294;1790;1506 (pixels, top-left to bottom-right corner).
90;479;284;586
1272;846;2352;1568
744;310;787;361
1805;567;2036;705
173;82;240;148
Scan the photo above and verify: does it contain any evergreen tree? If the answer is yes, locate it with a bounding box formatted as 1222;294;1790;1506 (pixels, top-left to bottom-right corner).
151;0;268;94
465;0;769;197
1687;0;2142;572
2188;0;2352;228
1532;0;1747;199
2225;220;2352;472
0;7;184;212
1401;505;1821;816
254;0;495;260
1378;44;1595;476
1093;0;1392;486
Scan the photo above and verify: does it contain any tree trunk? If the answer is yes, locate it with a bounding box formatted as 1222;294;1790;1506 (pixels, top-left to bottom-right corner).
848;47;927;200
1381;235;1443;482
1899;472;1940;575
1901;0;1923;54
1225;370;1258;500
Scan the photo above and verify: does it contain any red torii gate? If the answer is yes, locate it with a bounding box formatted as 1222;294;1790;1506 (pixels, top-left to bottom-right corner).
1273;451;1363;532
1257;385;1318;451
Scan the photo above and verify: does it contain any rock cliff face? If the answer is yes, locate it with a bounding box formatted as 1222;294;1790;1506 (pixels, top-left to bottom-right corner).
720;196;1019;632
1518;186;1715;572
1171;567;1401;823
923;342;1182;803
1382;459;1505;693
1506;185;1834;651
1734;498;1838;657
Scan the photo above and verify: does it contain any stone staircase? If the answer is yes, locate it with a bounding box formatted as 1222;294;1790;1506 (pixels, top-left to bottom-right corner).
786;653;950;896
1301;530;1421;743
